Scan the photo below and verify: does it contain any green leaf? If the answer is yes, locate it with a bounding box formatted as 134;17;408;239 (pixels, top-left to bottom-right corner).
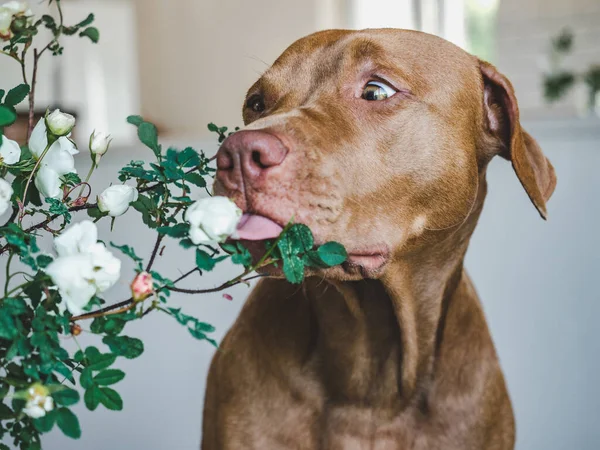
184;172;207;187
33;409;56;433
80;368;93;389
104;318;126;336
137;122;160;158
102;335;144;359
97;387;123;411
53;388;80;406
46;197;71;221
94;369;125;386
53;362;75;383
0;402;13;420
316;242;348;266
177;147;201;167
56;407;81;439
4;84;30;107
2;298;28;315
126;115;144;126
179;238;195;249
157;223;189;238
79;26;99;43
84;385;100;411
90;316;106;334
0;89;4;102
86;353;116;371
110;242;143;266
36;254;54;269
281;255;305;284
0;105;17;127
77;13;95;27
87;206;106;220
0;309;17;340
195;249;217;271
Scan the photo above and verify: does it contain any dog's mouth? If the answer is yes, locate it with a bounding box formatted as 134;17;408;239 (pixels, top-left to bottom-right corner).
230;213;390;278
233;213;284;241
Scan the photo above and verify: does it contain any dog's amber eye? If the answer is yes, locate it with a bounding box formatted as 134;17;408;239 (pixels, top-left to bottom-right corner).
361;81;397;101
246;95;265;113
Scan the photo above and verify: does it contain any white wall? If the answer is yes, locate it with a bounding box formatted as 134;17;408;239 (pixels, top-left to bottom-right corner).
131;0;329;138
496;0;600;118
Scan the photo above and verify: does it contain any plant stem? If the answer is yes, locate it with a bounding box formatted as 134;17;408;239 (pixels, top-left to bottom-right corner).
19;139;52;224
26;49;39;141
3;253;13;296
77;163;95;198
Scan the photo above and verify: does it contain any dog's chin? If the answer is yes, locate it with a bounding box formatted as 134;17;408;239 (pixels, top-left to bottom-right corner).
240;240;390;281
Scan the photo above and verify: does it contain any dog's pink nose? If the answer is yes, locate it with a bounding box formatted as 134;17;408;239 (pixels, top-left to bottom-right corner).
216;130;288;189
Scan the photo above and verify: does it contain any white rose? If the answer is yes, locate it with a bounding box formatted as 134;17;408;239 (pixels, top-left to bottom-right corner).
0;7;11;39
22;384;54;419
34;166;62;200
45;109;75;137
46;221;122;315
29;118;78;200
0;136;21;165
45;255;98;315
184;196;242;244
0;177;13;216
2;1;31;16
89;130;112;165
54;219;97;257
86;242;122;292
97;184;138;217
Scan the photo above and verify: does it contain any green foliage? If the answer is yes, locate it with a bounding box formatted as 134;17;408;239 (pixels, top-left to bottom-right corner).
543;29;600;106
165;307;217;347
0;105;17;127
544;72;575;102
275;224;348;284
207;123;240;143
79;27;99;44
4;84;30;107
0;4;349;448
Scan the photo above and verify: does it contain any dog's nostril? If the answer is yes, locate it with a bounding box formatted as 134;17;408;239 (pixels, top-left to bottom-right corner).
251;150;268;169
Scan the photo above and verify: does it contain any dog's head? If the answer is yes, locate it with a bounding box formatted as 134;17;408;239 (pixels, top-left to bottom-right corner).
214;29;556;280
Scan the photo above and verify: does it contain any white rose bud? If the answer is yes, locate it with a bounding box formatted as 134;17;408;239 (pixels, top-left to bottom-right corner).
0;136;21;165
0;7;12;40
0;177;13;216
22;383;54;419
89;130;112;165
97;184;138;217
45;109;75;137
184;196;242;245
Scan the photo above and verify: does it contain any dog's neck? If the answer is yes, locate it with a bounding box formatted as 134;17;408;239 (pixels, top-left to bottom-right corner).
308;179;486;407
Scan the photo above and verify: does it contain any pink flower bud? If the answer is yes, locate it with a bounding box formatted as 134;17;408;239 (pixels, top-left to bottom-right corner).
222;293;233;301
131;271;153;302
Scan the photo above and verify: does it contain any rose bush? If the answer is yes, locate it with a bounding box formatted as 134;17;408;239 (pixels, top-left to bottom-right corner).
0;1;348;448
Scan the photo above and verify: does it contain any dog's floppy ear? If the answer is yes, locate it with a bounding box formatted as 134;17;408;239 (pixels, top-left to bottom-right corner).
479;60;556;219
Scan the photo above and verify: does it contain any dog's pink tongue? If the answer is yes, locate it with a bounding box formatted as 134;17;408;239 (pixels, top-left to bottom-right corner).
235;214;283;241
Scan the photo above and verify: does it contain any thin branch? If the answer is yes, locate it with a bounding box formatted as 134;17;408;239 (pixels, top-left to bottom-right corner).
27;49;38;141
69;267;200;322
145;234;164;271
167;273;266;295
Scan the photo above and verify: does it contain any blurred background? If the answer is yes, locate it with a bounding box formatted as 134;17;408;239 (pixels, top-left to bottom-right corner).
1;0;599;449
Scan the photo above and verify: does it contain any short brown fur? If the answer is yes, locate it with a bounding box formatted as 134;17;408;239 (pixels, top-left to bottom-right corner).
203;29;556;449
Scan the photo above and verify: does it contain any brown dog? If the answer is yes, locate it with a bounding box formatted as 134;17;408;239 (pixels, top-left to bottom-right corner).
203;29;556;449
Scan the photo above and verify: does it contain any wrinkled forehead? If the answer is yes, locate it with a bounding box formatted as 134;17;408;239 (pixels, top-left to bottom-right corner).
252;29;482;114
